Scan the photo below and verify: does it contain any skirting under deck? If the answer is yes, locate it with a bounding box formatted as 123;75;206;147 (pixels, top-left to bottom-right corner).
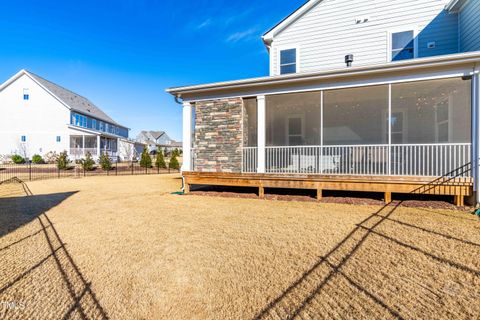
182;172;473;206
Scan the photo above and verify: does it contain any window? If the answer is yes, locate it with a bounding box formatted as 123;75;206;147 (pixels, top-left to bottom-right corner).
56;136;61;142
279;48;297;75
21;135;26;142
287;115;304;146
23;88;29;100
391;30;415;61
92;119;97;130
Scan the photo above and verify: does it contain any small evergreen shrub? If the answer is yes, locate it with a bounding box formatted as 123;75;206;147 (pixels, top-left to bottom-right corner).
169;154;180;170
31;154;44;164
99;153;112;171
11;154;25;164
57;151;69;170
80;152;95;171
140;147;152;168
155;148;167;169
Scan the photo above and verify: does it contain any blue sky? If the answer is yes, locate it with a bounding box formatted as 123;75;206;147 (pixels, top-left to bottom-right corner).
0;0;305;140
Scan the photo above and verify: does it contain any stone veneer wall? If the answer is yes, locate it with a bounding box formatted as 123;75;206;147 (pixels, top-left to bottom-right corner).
194;98;243;172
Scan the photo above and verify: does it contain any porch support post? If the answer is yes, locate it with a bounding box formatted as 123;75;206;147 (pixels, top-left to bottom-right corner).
82;135;85;157
388;84;392;176
96;135;100;158
257;95;266;173
182;101;193;172
473;68;480;205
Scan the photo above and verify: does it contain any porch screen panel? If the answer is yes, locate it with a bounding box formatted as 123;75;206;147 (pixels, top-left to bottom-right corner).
266;91;321;146
243;98;257;147
391;77;471;144
323;85;389;145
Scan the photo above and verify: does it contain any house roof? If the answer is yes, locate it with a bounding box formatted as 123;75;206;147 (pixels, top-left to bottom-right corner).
445;0;469;12
166;51;480;98
0;69;125;127
262;0;322;47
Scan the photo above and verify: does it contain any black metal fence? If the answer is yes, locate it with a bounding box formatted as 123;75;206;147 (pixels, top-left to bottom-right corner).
0;158;179;183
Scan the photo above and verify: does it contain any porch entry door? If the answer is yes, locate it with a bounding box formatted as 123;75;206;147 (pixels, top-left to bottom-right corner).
287;115;304;146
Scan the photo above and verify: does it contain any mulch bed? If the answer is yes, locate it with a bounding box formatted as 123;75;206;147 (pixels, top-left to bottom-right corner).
187;186;472;211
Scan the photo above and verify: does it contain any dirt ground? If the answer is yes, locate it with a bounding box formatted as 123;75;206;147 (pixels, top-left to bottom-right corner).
0;174;479;319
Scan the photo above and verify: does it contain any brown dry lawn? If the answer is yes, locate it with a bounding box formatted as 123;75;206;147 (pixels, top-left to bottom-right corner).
0;174;479;319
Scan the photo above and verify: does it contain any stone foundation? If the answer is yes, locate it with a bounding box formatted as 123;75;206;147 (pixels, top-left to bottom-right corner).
194;98;243;172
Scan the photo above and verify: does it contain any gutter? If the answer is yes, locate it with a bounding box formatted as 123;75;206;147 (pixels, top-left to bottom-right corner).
166;51;480;96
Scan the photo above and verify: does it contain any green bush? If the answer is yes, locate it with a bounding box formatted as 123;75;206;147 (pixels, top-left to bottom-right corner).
155;148;167;169
57;151;69;170
11;154;25;164
80;152;95;171
31;154;44;164
140;147;152;168
169;154;180;170
171;148;180;157
99;153;112;171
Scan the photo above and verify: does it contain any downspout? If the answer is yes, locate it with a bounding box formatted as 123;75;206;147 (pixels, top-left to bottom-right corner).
173;94;186;192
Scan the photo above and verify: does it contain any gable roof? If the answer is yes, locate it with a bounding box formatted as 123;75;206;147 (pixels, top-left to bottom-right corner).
262;0;322;47
0;69;124;127
445;0;469;12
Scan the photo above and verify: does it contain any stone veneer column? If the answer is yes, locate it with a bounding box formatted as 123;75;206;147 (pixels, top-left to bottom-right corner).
194;98;243;172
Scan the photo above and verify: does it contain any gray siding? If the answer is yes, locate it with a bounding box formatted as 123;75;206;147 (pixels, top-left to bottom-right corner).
460;0;480;52
271;0;459;75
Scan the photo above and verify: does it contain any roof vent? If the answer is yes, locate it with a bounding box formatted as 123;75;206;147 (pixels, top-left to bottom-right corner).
345;54;354;67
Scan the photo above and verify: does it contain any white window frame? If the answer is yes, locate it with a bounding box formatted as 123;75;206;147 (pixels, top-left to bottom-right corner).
387;27;419;62
277;45;300;76
285;113;305;146
434;96;453;143
382;109;408;144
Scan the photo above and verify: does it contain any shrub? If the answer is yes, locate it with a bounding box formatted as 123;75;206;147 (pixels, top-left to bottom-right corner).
11;154;25;164
140;147;152;168
57;151;69;170
43;151;59;164
171;148;180;157
155;148;167;169
80;152;95;171
31;154;44;164
99;153;112;171
169;154;180;170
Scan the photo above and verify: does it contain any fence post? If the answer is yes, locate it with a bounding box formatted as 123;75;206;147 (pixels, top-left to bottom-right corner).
116;156;118;176
83;164;86;177
29;162;32;181
58;167;60;179
131;160;134;175
145;164;147;175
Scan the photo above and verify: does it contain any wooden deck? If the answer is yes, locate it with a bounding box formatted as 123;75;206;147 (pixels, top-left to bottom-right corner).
183;171;473;206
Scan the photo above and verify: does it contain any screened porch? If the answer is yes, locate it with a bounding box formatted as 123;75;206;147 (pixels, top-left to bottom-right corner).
241;77;472;178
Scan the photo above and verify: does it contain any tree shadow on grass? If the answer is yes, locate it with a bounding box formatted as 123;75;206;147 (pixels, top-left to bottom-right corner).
0;179;108;319
253;163;479;319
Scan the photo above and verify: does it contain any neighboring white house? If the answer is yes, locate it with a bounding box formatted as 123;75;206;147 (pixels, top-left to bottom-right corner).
168;0;480;205
135;130;182;154
0;69;134;162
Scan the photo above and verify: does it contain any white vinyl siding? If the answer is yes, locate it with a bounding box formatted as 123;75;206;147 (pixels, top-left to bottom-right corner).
270;0;458;75
459;0;480;52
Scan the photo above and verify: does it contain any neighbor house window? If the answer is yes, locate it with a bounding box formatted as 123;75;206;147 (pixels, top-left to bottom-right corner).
92;119;97;130
21;135;26;142
391;30;415;61
23;88;29;100
56;136;61;142
279;48;297;75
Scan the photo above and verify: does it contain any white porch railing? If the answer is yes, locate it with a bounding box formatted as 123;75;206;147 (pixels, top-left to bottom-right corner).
69;148;98;157
241;143;471;177
242;147;258;173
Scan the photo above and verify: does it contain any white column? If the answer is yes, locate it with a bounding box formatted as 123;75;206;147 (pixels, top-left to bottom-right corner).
182;101;193;172
257;95;266;173
473;70;480;205
96;135;100;158
82;135;85;157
